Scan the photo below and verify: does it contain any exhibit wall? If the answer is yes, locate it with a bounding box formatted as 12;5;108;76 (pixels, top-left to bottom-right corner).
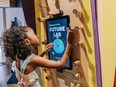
34;0;100;87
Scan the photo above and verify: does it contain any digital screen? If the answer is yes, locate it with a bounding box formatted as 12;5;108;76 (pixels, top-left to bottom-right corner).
46;16;72;69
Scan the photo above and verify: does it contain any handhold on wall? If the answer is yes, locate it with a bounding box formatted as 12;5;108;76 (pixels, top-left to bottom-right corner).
77;83;81;87
73;60;80;69
59;10;64;16
46;75;52;81
74;26;91;38
42;40;47;45
73;9;85;23
74;41;84;48
78;41;85;48
69;0;77;2
72;0;77;2
74;26;83;31
46;12;53;18
37;17;47;22
73;9;78;15
73;9;82;18
73;73;80;81
43;68;47;73
74;26;79;30
39;4;47;8
74;42;79;46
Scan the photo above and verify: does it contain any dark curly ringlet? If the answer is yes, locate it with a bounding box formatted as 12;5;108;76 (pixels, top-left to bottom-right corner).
3;26;34;60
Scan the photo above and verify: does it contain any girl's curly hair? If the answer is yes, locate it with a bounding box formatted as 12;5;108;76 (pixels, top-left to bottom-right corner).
3;26;34;60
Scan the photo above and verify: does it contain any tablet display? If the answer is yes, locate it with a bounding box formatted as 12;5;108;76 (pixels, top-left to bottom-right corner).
46;15;72;69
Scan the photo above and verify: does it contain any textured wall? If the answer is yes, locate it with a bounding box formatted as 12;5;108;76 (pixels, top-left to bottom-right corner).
34;0;98;87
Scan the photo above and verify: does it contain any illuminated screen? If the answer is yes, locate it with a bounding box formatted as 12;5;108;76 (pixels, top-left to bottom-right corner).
46;15;72;69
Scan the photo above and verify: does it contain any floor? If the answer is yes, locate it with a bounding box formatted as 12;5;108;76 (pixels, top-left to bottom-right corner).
0;63;11;87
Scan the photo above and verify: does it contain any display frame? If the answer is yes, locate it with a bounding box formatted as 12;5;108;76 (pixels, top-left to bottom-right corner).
45;15;72;70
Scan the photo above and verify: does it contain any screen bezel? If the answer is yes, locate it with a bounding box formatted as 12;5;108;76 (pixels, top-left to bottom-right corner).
45;15;72;70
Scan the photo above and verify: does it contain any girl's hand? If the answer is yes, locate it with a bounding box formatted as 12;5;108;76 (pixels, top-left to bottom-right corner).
67;28;75;45
39;43;53;57
46;43;54;52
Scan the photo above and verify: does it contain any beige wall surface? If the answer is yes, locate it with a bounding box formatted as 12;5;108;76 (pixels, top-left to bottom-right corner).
97;0;116;87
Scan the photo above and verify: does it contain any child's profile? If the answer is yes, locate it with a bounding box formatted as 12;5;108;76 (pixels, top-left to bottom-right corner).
3;26;75;87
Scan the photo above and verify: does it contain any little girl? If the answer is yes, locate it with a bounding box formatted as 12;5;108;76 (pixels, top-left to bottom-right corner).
3;26;75;87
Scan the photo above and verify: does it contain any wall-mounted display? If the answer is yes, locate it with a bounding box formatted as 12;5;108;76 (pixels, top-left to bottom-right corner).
46;15;72;69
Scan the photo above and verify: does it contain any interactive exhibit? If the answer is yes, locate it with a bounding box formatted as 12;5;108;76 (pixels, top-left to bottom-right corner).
46;16;72;70
34;0;100;87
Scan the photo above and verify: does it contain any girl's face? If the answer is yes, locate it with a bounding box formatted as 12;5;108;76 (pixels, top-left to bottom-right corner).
25;27;41;47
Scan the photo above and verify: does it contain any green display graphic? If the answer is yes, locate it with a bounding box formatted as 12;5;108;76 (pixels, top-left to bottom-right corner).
53;38;65;54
